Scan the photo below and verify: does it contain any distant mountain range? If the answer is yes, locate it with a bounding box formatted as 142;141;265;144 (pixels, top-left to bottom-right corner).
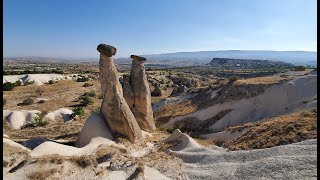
4;50;317;66
139;50;317;66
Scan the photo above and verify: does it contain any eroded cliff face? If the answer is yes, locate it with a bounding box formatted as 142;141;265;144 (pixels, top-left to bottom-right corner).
98;44;143;143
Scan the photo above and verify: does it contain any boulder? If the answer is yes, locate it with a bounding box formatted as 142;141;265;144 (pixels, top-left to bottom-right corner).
97;44;143;143
5;110;40;129
151;84;163;97
75;113;114;148
171;85;187;96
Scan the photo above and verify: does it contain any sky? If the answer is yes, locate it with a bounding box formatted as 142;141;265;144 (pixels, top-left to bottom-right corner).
3;0;317;58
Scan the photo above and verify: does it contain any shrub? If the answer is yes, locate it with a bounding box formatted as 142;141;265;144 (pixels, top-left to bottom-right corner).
83;83;93;87
48;80;55;84
18;98;34;106
91;107;101;114
228;76;241;83
166;127;176;134
300;110;312;117
71;107;85;118
79;96;93;106
15;80;22;86
3;82;15;91
33;112;48;127
294;66;306;71
83;91;96;97
70;155;97;168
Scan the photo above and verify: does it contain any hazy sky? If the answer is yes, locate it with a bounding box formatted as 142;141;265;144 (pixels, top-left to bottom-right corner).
3;0;317;58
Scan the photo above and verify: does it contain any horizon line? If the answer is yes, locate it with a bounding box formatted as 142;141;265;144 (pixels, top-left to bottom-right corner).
3;49;317;59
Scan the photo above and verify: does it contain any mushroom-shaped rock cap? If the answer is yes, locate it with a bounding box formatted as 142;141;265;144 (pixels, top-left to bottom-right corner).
130;55;147;62
97;44;117;57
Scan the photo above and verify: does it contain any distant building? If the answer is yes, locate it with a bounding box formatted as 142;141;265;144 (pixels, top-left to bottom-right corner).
236;64;241;67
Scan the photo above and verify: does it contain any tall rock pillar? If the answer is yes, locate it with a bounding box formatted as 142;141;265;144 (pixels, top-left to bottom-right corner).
129;55;156;131
97;44;143;143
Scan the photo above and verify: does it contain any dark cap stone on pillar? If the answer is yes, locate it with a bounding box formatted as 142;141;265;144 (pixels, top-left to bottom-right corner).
130;55;147;62
97;44;117;57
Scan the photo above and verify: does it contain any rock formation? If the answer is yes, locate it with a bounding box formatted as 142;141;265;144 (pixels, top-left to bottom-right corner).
122;75;134;109
128;55;156;131
97;44;143;143
75;113;114;148
151;83;163;97
171;85;187;96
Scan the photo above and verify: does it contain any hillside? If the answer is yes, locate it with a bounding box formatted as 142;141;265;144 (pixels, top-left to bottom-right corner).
209;57;294;69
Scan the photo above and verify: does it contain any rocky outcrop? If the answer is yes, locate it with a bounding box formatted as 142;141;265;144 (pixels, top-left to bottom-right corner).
151;84;163;97
127;55;156;131
97;44;143;143
171;85;187;96
75;113;114;148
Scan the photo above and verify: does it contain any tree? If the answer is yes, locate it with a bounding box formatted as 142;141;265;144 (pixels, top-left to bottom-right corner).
3;82;15;91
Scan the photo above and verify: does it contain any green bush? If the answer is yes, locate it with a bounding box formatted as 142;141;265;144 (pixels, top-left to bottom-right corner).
71;107;85;118
91;107;101;114
3;82;15;91
14;80;22;86
18;98;34;106
228;76;241;83
83;91;96;97
33;112;48;127
166;127;177;134
79;96;93;106
83;83;93;87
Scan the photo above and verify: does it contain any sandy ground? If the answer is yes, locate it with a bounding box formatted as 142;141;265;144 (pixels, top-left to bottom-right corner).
163;130;317;180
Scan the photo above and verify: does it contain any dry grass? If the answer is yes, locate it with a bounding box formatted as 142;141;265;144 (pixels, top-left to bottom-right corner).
3;143;30;157
3;79;102;114
224;108;317;150
33;155;65;165
3;79;104;141
69;155;98;168
235;76;289;85
27;168;59;180
154;100;198;126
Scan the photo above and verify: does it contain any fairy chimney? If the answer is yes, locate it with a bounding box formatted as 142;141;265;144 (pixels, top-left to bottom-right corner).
97;44;143;143
129;55;156;131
